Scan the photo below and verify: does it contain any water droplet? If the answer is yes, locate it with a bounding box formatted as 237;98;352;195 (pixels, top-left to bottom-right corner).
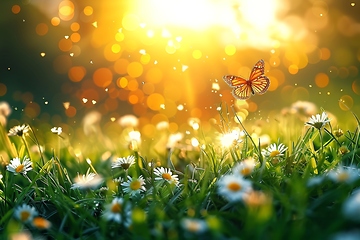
92;100;96;104
82;98;88;103
64;35;69;39
351;3;355;6
40;52;46;57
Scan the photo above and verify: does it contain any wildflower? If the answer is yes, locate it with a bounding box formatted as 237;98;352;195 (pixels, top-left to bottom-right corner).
339;145;350;155
32;217;51;229
8;124;30;137
0;101;11;126
167;133;183;149
262;143;288;158
217;174;252;202
259;134;271;147
232;158;256;176
181;218;207;234
111;155;136;170
121;175;146;196
113;177;124;186
305;112;330;130
128;131;141;150
103;197;128;223
331;230;360;240
342;190;360;222
243;190;271;208
334;128;344;138
71;172;103;190
307;175;325;187
290;101;317;117
51;126;62;135
82;111;101;135
118;114;139;128
327;165;360;184
156;121;169;130
154;167;179;185
7;157;32;175
14;204;38;223
219;130;242;148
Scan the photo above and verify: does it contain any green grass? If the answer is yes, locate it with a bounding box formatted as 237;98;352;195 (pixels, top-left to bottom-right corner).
0;107;360;240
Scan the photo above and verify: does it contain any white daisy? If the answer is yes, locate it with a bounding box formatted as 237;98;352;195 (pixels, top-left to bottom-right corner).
342;190;360;222
181;218;207;234
8;124;30;137
217;174;252;202
305;112;330;130
102;197;128;223
153;167;179;185
327;165;360;184
51;126;62;135
6;157;32;175
111;155;136;170
14;204;38;223
232;158;256;176
71;172;103;190
121;175;146;196
118;114;139;128
262;143;288;158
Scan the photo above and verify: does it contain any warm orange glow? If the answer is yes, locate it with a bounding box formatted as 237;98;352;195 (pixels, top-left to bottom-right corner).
59;0;75;21
147;93;165;110
58;38;72;52
127;62;143;78
93;68;113;88
36;23;48;36
84;6;93;16
51;17;61;26
12;5;21;14
315;73;329;88
339;95;353;110
114;59;129;74
65;106;77;117
320;47;331;60
68;66;86;82
0;83;7;96
71;22;80;31
70;33;81;43
145;68;162;84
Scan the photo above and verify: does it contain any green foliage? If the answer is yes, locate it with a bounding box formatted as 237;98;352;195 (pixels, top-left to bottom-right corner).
0;109;360;239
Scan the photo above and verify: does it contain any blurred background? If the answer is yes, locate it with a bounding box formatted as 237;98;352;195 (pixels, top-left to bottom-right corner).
1;0;360;134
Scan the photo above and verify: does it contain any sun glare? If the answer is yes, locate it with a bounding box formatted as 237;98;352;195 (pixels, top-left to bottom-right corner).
133;0;282;30
128;0;286;48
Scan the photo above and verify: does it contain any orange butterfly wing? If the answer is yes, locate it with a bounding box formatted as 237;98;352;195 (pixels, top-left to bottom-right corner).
222;75;252;100
223;59;270;100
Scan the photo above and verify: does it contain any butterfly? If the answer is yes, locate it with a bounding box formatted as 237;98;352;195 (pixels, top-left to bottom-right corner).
223;59;270;100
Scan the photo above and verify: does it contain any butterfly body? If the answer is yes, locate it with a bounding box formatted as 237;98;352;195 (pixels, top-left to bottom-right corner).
223;59;270;100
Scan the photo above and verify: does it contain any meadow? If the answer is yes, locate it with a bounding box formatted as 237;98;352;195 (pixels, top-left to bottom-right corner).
1;101;360;240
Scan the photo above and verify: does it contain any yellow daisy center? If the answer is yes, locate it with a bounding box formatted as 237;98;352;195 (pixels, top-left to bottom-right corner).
130;180;141;190
111;202;122;213
270;150;280;157
228;182;242;192
338;172;349;182
241;168;251;176
20;211;31;221
187;222;201;232
121;163;130;170
15;164;24;173
32;217;51;229
162;173;172;180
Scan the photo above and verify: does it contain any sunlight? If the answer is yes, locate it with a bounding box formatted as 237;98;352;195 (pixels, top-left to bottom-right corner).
133;0;281;31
